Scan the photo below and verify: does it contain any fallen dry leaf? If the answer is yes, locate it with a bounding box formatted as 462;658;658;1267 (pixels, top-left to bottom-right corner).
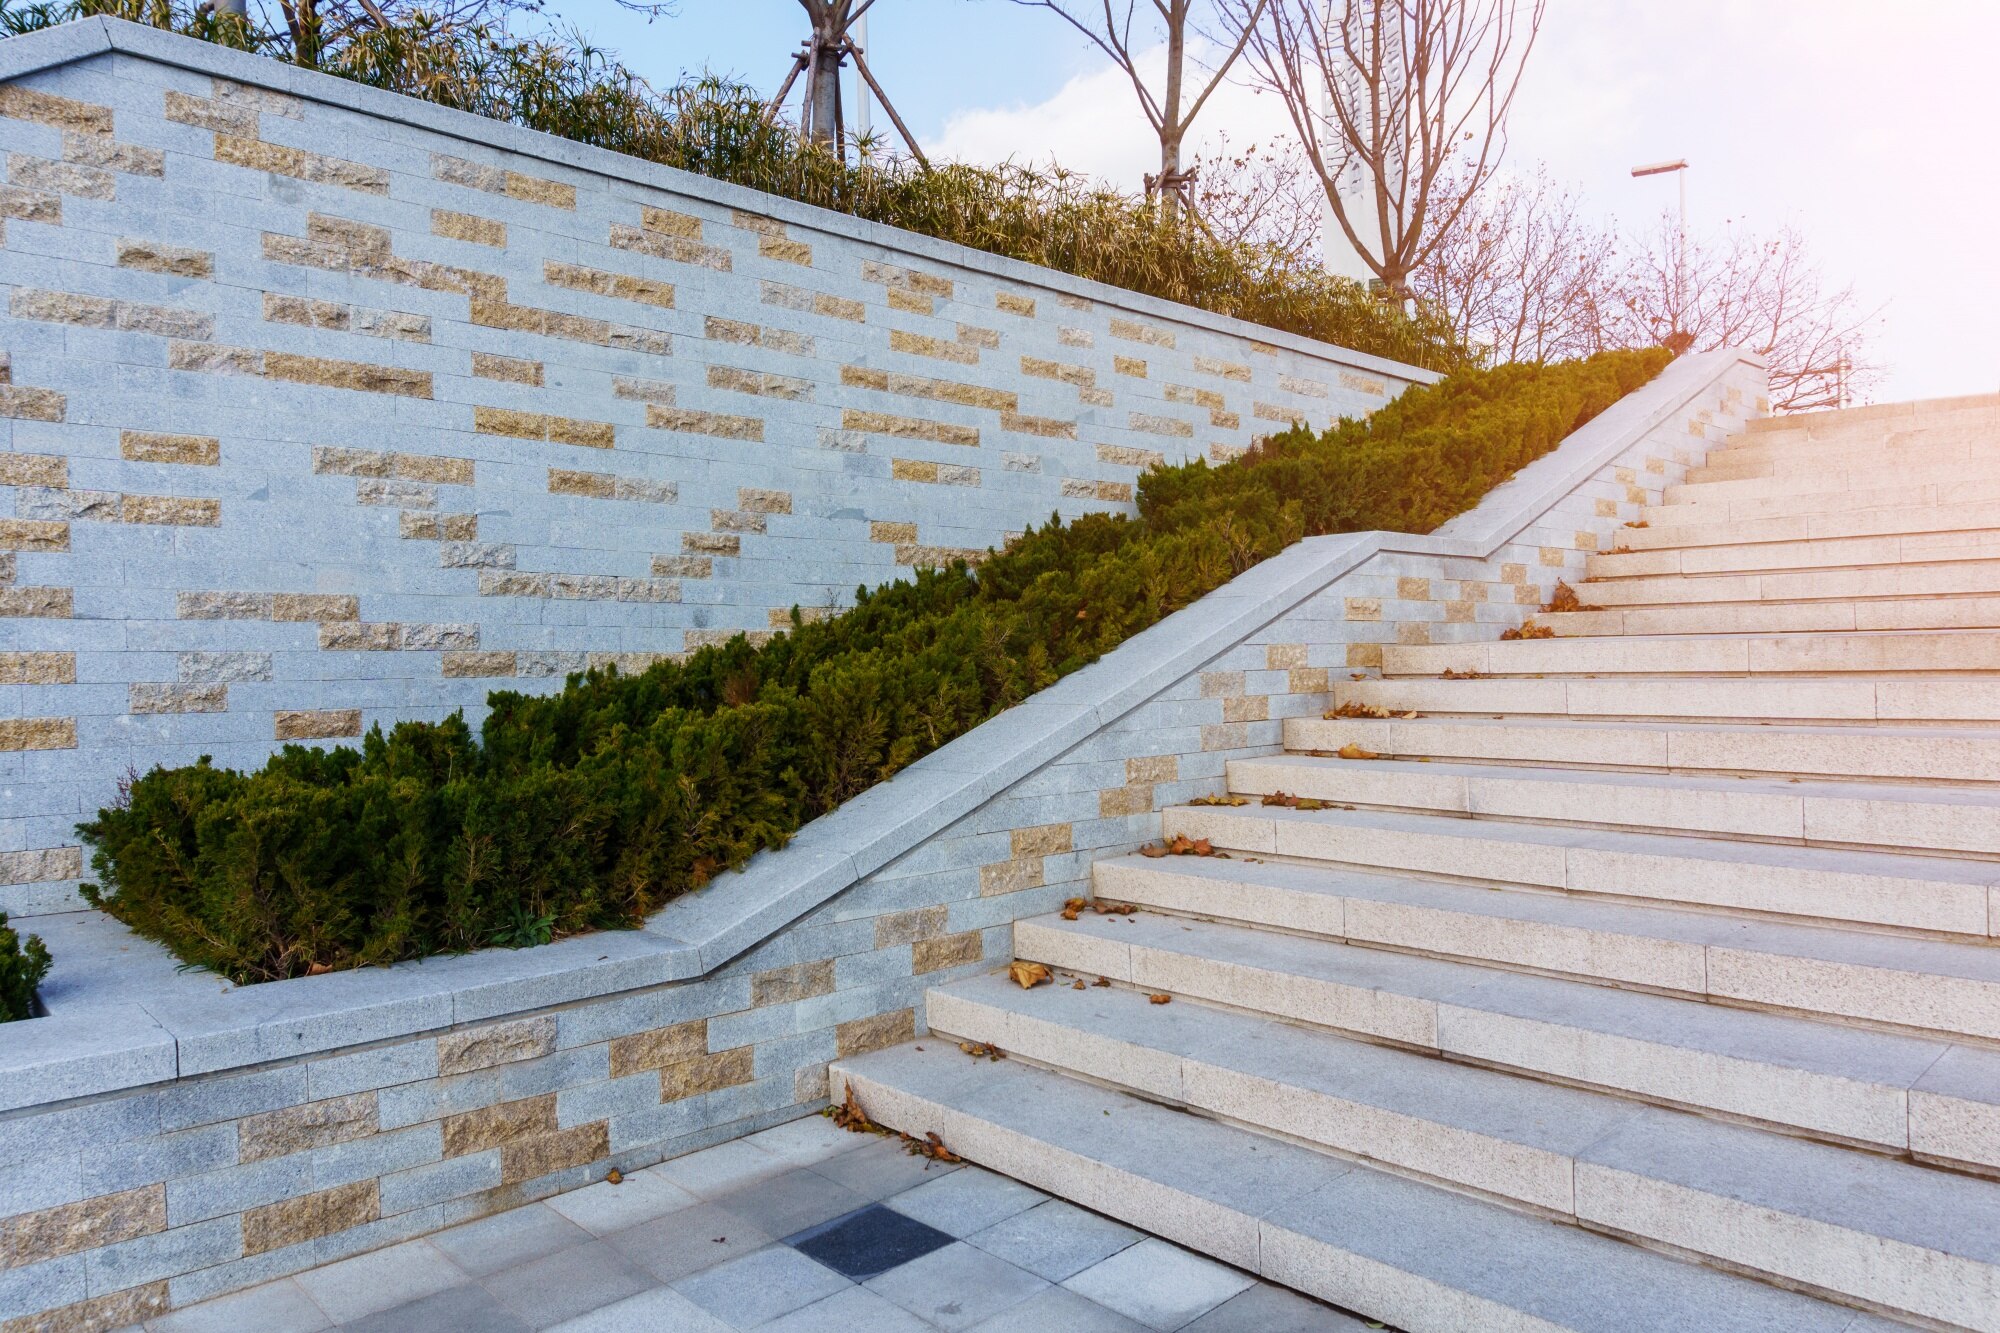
1335;743;1381;760
1139;842;1168;858
958;1041;1006;1061
604;1167;623;1186
1094;976;1112;987
1329;700;1390;719
1187;793;1250;806
1072;978;1086;989
1009;960;1053;989
1148;993;1172;1005
1090;901;1136;916
1061;897;1086;921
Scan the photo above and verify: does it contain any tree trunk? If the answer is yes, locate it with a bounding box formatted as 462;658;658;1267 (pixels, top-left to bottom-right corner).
1158;2;1187;222
809;35;843;147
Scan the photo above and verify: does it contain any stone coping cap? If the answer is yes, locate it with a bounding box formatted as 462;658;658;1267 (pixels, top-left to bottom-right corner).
0;16;1435;385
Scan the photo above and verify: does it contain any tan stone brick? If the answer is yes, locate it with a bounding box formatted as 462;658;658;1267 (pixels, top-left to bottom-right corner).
647;405;763;441
609;1020;709;1079
1265;643;1308;670
0;182;60;225
4;1282;169;1333
1098;443;1165;467
274;708;362;741
860;260;952;297
239;1093;379;1162
244;1180;378;1256
842;409;978;447
1340;370;1388;396
890;329;978;365
0;450;62;487
544;260;675;310
1397;577;1431;601
1019;356;1094;389
870;520;919;544
1575;530;1599;551
708;364;812;400
1099;784;1154;818
266;352;431;398
0;86;112;134
164;89;255;135
1345;597;1382;622
996;291;1036;316
639;206;703;238
9;155;113;200
116;237;212;278
1164;383;1225;410
0;1185;164;1268
1539;546;1568;567
758;234;812;266
120;431;219;466
1445;600;1475;624
734;488;791;516
0;519;67;552
63;135;163;179
1193;354;1252;382
1500;562;1528;585
837;1008;916;1058
1110;318;1174;348
432;208;506;247
128;683;226;714
979;857;1044;896
501;1121;608;1185
0;653;73;685
1094;480;1133;502
1126;413;1192;439
215;134;387;193
1287;667;1330;693
814;292;865;322
1223;695;1269;723
1347;642;1384;669
652;555;714;579
1199;670;1244;697
957;324;1001;350
168;341;262;377
685;531;741;556
441;1093;558;1158
659;1047;756;1103
436;650;515;679
1002;413;1076;440
0;586;70;617
547;468;616;499
842;365;1016;412
1012;823;1073;857
874;905;948;948
270;593;358;622
896;542;986;569
121;495;219;526
1126;754;1177;785
752;960;835;1007
476;406;615;448
0;717;75;751
438;1016;556;1076
913;931;983;975
891;458;939;483
472;352;543;385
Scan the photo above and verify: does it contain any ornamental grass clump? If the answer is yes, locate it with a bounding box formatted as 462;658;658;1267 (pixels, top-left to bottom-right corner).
0;913;52;1022
78;350;1669;984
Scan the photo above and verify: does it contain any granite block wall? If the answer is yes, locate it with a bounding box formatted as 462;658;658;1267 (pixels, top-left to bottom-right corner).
0;32;1422;916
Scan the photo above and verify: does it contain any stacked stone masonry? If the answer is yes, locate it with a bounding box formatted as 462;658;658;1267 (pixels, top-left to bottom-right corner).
0;31;1420;917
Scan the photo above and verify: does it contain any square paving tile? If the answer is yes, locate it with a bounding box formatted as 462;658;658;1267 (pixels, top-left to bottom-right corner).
864;1239;1049;1332
340;1283;530;1333
1063;1238;1255;1331
606;1201;774;1283
543;1169;699;1237
807;1136;960;1201
712;1166;871;1240
651;1138;790;1200
743;1115;871;1167
426;1203;593;1278
1182;1283;1369;1331
885;1166;1047;1239
291;1239;464;1324
963;1284;1150;1333
965;1199;1143;1282
543;1286;736;1332
145;1277;330;1333
752;1283;937;1333
786;1203;956;1282
670;1243;851;1328
481;1239;656;1328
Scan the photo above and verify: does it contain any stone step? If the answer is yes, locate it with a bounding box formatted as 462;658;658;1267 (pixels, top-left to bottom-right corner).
1211;758;2000;927
1580;559;2000;608
1545;595;2000;636
1331;674;2000;723
1095;848;2000;1044
1383;628;2000;678
1641;480;1987;526
1667;456;2000;505
829;1045;1880;1333
1002;913;1996;1170
922;972;2000;1327
1688;436;2000;483
1288;713;2000;787
1591;527;2000;576
1178;780;2000;927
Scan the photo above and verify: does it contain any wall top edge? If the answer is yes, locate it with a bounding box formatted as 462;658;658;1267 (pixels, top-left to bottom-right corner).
0;16;1434;386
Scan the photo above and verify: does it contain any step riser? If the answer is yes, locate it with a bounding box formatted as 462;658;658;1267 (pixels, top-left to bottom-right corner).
1287;716;2000;790
1546;597;2000;636
1097;859;2000;1046
925;984;2000;1330
1582;561;2000;608
1171;796;1997;934
1332;677;2000;724
1646;480;2000;527
1384;632;2000;679
1610;505;2000;552
1590;530;2000;577
1002;926;1945;1161
1689;438;2000;483
1669;458;2000;504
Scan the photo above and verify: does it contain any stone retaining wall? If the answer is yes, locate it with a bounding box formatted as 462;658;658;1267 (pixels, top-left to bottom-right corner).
0;331;1765;1330
0;19;1424;917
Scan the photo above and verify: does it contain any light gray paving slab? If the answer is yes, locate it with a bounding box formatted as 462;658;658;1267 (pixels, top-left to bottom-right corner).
740;1115;871;1168
480;1239;656;1329
650;1138;792;1200
808;1137;962;1201
964;1198;1143;1282
425;1203;592;1278
883;1166;1049;1239
605;1202;775;1284
290;1239;464;1325
962;1284;1149;1333
751;1284;934;1333
143;1276;330;1333
711;1167;870;1240
1062;1238;1255;1331
341;1283;530;1333
670;1244;850;1328
544;1286;734;1332
541;1170;699;1237
863;1240;1049;1332
1180;1283;1369;1332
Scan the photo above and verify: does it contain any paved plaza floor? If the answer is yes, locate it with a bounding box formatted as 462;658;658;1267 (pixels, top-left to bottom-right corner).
136;1114;1370;1332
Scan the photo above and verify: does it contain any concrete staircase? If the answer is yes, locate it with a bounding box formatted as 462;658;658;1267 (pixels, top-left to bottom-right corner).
832;396;2000;1331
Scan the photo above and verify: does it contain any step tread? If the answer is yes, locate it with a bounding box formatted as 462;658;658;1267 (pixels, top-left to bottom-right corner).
928;971;2000;1262
831;1044;1880;1332
1012;910;1959;1094
1101;844;2000;985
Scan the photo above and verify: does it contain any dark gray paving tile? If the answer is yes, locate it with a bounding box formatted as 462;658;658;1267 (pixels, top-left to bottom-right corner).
606;1201;774;1284
340;1284;530;1333
864;1241;1049;1332
713;1166;870;1239
671;1244;851;1328
964;1199;1143;1282
787;1203;954;1282
481;1240;655;1328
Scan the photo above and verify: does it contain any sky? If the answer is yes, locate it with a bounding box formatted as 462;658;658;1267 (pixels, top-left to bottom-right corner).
556;1;2000;403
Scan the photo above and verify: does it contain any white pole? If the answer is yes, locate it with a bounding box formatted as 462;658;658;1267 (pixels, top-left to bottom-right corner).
854;12;873;143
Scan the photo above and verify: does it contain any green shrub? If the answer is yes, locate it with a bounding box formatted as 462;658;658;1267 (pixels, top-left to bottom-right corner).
78;350;1669;984
0;913;52;1021
0;1;1460;370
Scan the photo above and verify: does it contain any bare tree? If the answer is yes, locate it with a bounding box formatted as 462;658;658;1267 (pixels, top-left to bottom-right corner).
1008;0;1269;217
767;0;927;164
1188;130;1322;261
1411;161;1619;362
192;0;566;67
1614;215;1881;411
1231;0;1544;297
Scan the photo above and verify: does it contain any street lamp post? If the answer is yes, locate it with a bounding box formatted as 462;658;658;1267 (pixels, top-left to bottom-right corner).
1632;158;1690;344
